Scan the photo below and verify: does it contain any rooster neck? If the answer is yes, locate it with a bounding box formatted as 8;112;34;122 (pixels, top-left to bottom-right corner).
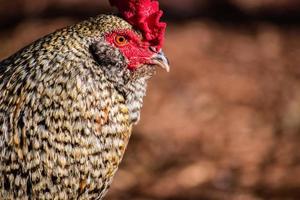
124;78;148;124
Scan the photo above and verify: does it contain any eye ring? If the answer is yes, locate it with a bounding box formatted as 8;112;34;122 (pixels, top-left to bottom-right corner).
114;35;128;46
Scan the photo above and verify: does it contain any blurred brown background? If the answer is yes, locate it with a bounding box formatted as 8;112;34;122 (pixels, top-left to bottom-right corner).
1;0;300;199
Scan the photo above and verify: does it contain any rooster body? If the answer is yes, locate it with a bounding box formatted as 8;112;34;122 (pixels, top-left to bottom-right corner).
0;13;168;200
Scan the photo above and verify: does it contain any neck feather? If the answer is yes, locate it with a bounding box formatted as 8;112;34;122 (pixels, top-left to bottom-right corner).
124;78;147;124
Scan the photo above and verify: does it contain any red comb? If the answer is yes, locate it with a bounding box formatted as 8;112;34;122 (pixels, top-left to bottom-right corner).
109;0;167;51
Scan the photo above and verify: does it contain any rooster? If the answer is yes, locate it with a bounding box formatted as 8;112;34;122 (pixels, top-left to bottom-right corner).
0;0;169;199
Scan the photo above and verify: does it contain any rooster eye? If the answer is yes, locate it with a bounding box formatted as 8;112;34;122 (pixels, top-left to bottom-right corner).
114;35;128;46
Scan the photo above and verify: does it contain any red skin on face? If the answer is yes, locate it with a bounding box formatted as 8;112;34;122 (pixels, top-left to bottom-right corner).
105;30;154;70
109;0;167;51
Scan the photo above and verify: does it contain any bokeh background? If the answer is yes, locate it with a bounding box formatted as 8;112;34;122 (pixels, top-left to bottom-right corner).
1;0;300;199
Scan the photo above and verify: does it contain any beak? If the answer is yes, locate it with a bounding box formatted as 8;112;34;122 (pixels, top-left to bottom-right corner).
151;50;170;72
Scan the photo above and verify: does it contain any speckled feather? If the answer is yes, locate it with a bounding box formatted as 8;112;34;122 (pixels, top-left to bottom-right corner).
0;15;154;199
